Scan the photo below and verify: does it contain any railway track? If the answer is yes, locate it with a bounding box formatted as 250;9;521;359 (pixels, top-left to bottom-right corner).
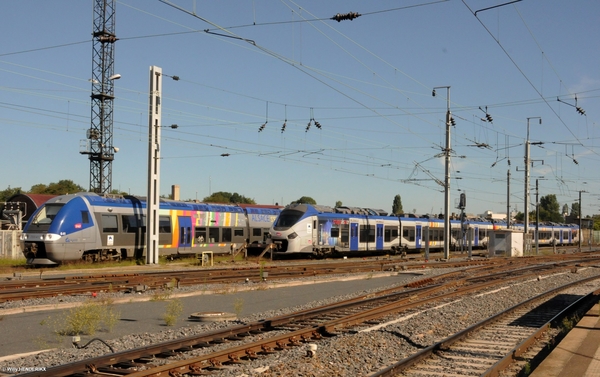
372;278;600;377
14;257;600;377
3;252;598;303
0;257;504;303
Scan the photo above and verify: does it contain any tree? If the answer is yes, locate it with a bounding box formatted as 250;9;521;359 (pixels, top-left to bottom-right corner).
539;194;563;223
203;191;255;204
570;202;580;218
392;194;403;215
292;196;317;205
335;200;342;208
29;180;85;195
0;186;22;202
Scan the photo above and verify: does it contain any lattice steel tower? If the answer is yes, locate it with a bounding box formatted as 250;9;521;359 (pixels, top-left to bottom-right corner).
81;0;118;194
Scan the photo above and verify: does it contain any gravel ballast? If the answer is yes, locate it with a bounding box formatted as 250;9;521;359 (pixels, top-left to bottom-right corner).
1;263;599;377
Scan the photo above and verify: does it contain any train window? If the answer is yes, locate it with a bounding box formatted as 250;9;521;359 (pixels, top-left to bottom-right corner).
209;228;220;243
195;227;206;243
273;210;303;227
222;228;232;242
234;229;244;237
341;227;349;243
32;204;64;225
101;214;118;233
81;211;90;224
384;228;391;242
391;229;399;238
122;215;144;233
252;228;261;237
331;228;340;238
159;216;171;233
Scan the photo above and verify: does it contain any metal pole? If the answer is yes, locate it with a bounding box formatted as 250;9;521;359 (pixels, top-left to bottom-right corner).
579;190;582;251
444;91;451;260
507;169;510;229
524;119;530;246
535;179;539;254
147;66;162;264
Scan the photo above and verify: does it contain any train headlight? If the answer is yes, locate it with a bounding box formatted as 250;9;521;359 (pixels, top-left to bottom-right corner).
44;234;61;241
288;232;298;240
20;233;27;240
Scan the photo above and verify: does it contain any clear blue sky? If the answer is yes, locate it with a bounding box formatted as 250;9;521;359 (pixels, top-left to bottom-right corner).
1;0;599;217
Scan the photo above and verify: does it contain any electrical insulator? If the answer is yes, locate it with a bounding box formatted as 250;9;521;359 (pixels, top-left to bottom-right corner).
486;113;493;123
281;122;286;133
305;121;311;132
576;107;585;116
331;12;361;22
258;123;266;132
450;117;456;126
315;121;321;129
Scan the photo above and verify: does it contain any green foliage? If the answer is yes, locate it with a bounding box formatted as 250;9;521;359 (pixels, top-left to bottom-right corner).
335;200;342;208
203;191;256;204
163;298;183;326
29;180;85;195
56;298;120;336
233;298;244;318
292;196;317;205
539;194;564;222
571;202;580;217
0;186;22;202
392;194;403;215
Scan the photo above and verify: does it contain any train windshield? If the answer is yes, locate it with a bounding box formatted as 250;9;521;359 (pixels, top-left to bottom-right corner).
273;210;304;228
31;204;64;225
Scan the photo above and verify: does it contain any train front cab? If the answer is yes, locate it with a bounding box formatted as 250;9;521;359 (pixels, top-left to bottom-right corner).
21;195;97;265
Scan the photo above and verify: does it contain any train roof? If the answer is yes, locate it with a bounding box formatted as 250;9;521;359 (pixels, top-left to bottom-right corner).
44;192;281;214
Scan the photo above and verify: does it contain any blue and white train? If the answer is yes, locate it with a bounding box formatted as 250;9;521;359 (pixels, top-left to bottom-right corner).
20;192;281;265
268;203;580;257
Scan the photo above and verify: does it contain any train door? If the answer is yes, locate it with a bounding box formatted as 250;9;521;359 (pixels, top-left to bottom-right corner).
350;222;359;251
559;229;564;244
415;224;422;249
376;223;384;250
178;216;192;248
474;226;479;247
568;229;572;243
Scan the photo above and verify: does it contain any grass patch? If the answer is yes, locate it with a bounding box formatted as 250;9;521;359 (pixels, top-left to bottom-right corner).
56;258;140;271
163;298;183;326
233;298;244;318
0;258;28;274
40;297;121;336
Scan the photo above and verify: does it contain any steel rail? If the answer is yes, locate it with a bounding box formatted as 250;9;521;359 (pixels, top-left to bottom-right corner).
369;275;600;376
16;260;593;377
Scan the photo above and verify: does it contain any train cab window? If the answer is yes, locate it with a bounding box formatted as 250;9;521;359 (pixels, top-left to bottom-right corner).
195;227;207;243
159;216;171;233
209;228;220;243
273;210;303;228
234;229;244;237
81;211;90;224
222;228;232;242
32;204;64;225
252;228;262;237
406;228;415;242
101;214;118;233
331;228;340;238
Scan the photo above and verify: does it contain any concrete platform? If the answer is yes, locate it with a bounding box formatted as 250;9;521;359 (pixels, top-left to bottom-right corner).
531;304;600;377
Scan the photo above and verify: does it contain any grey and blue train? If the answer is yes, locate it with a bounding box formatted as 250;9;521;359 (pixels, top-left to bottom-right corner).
20;192;281;265
269;203;580;257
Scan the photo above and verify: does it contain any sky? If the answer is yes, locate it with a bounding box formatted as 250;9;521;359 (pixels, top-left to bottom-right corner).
1;0;599;218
